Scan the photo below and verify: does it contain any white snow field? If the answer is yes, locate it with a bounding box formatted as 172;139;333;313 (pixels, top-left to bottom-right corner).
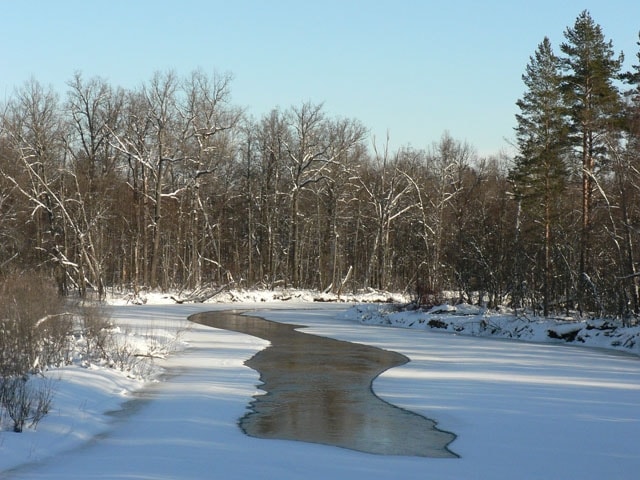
2;301;640;479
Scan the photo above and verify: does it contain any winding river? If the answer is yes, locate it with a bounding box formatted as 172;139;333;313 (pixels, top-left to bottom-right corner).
190;310;457;458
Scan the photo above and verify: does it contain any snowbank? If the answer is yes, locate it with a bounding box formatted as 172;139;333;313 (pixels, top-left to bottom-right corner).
0;307;191;473
105;287;410;306
104;289;640;358
345;303;640;357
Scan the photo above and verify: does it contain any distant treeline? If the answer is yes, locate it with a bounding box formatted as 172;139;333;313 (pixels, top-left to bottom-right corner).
1;10;639;317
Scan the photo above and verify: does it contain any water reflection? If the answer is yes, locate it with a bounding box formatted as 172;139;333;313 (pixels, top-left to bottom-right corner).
190;310;458;458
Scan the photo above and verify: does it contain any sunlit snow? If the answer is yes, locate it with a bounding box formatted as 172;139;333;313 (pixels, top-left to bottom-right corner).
1;292;639;479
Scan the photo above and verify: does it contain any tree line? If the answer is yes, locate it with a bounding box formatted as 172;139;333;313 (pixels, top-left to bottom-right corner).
1;10;639;318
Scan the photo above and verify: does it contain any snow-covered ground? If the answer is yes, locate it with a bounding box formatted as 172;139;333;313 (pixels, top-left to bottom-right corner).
2;292;640;479
350;302;640;357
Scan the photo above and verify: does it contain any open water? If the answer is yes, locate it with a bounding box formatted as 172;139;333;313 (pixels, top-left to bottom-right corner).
190;310;457;457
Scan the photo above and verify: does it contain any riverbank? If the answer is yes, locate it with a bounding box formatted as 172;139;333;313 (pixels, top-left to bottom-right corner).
345;302;640;357
2;300;640;479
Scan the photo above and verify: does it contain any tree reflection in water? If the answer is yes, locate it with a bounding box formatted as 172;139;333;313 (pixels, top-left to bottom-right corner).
190;310;458;458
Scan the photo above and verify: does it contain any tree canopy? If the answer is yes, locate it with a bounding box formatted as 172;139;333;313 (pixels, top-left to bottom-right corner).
1;11;640;318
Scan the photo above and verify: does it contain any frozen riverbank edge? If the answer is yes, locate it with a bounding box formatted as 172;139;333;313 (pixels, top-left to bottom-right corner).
347;301;640;358
2;287;639;476
162;285;640;357
118;286;640;358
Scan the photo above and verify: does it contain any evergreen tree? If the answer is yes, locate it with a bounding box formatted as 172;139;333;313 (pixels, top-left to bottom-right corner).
622;33;640;145
560;10;623;313
617;33;640;315
511;37;569;316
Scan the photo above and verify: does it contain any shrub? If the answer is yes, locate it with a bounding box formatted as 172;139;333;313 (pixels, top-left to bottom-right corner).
0;272;69;432
0;272;71;376
0;375;55;432
75;303;113;362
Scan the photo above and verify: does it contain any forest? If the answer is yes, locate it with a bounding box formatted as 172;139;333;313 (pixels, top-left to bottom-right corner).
1;10;640;319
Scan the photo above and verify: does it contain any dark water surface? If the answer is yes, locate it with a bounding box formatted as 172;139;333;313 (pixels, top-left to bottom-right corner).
190;310;457;458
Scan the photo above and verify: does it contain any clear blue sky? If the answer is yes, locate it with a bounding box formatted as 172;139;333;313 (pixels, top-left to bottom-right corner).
1;0;639;156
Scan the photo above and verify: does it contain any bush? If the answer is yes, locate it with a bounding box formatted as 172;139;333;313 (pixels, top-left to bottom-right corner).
0;375;54;432
0;272;72;376
76;303;113;363
0;272;69;432
0;272;186;432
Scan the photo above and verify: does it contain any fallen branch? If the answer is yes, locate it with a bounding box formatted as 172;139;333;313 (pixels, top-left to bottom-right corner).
171;282;234;304
337;265;353;297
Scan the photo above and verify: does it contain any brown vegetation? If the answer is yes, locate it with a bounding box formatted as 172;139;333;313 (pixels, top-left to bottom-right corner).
0;14;639;320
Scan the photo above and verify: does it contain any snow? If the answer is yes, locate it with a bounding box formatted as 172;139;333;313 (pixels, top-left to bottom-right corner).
2;293;640;479
351;302;640;355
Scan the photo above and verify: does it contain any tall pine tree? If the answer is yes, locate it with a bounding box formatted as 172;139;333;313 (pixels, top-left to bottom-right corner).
622;33;640;148
511;37;569;316
617;33;640;315
560;10;623;313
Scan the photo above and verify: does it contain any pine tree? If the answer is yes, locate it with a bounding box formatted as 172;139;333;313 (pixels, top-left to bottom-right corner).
617;33;640;315
511;37;569;316
622;33;640;145
560;10;623;313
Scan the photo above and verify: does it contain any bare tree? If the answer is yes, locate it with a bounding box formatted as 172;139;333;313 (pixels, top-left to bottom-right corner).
413;133;473;300
110;70;240;290
0;132;21;270
314;118;367;292
253;109;289;286
109;71;184;289
273;103;365;287
178;70;241;287
359;136;415;290
0;79;73;292
63;73;126;297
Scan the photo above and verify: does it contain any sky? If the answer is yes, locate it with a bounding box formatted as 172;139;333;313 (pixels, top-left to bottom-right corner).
1;0;639;157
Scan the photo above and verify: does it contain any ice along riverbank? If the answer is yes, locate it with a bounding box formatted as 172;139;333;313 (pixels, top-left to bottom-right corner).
190;310;457;457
